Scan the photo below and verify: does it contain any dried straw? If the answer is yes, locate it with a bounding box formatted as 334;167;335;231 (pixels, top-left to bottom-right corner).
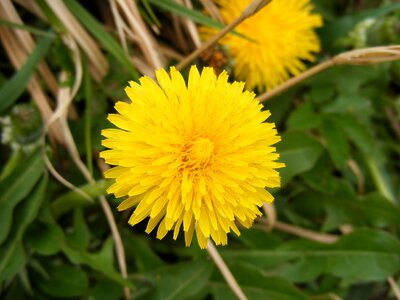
259;45;400;102
44;0;108;82
1;0;58;97
176;0;273;70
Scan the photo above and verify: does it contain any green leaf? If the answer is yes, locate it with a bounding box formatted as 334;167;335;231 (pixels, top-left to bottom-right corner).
64;0;139;79
89;277;124;300
287;102;321;130
211;263;307;300
62;237;134;288
296;182;400;231
0;175;47;282
67;208;91;251
122;231;164;272
137;259;213;300
51;179;111;218
222;229;400;283
36;263;89;297
277;131;324;185
0;36;53;112
147;0;222;30
322;94;372;115
26;223;63;256
321;117;350;169
0;20;55;37
0;150;45;243
336;114;374;154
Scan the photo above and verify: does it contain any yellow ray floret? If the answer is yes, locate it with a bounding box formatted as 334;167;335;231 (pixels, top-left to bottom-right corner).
201;0;323;91
100;65;284;249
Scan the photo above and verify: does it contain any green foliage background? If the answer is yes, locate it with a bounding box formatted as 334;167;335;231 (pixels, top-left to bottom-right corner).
1;1;400;299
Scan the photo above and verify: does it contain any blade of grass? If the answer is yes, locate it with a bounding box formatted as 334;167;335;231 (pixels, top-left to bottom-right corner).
65;0;140;79
147;0;222;29
0;35;53;112
147;0;251;41
0;20;54;37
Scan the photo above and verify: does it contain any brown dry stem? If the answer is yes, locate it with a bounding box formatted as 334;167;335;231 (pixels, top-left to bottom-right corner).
176;0;273;70
259;45;400;102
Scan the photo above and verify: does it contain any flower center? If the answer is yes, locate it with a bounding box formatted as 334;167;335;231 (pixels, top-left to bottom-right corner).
187;137;214;167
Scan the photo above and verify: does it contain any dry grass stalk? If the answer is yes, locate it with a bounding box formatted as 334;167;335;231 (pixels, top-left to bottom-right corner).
176;0;273;70
172;13;189;53
347;159;365;194
181;0;201;48
199;0;224;24
115;0;164;69
262;202;276;230
388;277;400;300
110;0;129;54
43;153;93;203
159;43;185;61
1;0;58;97
44;0;108;82
259;45;400;102
207;241;248;300
258;218;339;244
0;24;63;143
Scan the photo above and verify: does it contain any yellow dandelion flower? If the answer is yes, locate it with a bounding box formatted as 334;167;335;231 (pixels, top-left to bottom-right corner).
100;66;284;249
201;0;323;91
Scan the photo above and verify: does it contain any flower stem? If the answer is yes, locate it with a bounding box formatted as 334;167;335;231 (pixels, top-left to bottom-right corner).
207;240;247;300
258;59;334;102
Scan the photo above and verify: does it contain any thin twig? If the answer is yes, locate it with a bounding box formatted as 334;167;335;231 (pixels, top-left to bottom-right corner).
258;218;339;244
258;60;334;102
43;153;93;203
176;0;273;70
207;241;247;300
347;159;365;194
262;202;276;230
388;277;400;300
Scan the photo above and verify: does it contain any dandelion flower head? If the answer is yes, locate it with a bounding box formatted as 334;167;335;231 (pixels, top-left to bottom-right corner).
201;0;323;91
100;66;284;249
